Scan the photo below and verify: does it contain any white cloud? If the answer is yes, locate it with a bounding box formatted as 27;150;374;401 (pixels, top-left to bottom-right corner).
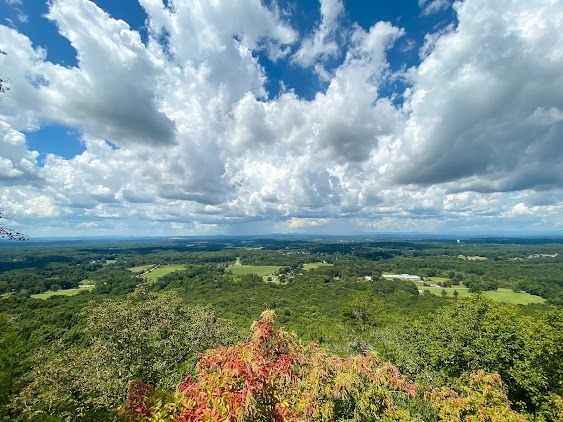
0;0;562;235
0;0;175;145
292;0;344;67
418;0;451;16
285;217;330;230
393;0;563;193
0;121;40;183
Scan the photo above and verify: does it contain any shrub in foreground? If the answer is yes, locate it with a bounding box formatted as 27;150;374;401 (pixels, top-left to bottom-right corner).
127;310;419;421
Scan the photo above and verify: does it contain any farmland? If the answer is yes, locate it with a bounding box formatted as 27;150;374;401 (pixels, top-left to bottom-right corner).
143;264;187;281
31;285;93;300
303;262;334;270
225;264;281;276
128;264;155;274
421;286;546;304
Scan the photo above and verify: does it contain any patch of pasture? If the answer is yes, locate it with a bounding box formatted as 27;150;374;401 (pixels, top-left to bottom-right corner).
226;265;281;277
128;264;155;274
143;264;187;282
79;279;95;286
422;286;545;304
31;287;92;300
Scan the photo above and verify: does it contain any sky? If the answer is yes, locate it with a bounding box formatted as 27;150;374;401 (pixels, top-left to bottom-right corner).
0;0;562;237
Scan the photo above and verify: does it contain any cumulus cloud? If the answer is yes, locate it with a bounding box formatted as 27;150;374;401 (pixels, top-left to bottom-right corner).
394;0;563;193
1;1;176;145
0;121;40;184
292;0;344;67
0;0;562;235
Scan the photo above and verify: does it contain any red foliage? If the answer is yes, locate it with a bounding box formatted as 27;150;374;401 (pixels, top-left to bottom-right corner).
121;380;155;419
129;310;418;421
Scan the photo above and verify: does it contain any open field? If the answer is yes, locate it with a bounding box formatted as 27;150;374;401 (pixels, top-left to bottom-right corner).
128;264;155;274
421;286;545;304
226;265;281;277
31;286;94;300
303;262;333;270
79;279;95;286
143;264;187;282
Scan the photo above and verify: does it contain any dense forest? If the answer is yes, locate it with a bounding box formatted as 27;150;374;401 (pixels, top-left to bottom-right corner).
0;237;561;420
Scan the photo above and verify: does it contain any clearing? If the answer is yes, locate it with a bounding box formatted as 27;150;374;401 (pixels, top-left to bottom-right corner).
226;264;281;278
143;264;187;282
421;286;545;305
79;279;96;288
128;264;156;274
31;286;94;300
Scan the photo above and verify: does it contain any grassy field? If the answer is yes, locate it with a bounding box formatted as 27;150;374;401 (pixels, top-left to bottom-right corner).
31;286;93;300
226;265;281;277
303;262;334;270
421;286;545;304
79;279;95;286
143;264;187;282
128;264;155;274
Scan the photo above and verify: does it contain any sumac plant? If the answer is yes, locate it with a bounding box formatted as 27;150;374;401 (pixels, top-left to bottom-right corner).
126;310;419;421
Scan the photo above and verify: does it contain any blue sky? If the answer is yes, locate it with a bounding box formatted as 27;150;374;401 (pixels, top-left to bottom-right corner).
0;0;562;236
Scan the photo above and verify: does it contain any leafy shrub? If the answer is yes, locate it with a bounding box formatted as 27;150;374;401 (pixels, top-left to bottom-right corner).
135;311;419;421
12;291;237;420
426;371;527;422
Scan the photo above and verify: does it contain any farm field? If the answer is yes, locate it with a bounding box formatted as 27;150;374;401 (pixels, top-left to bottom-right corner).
422;286;545;304
143;264;187;282
31;286;93;300
303;262;333;270
128;264;155;274
226;265;281;276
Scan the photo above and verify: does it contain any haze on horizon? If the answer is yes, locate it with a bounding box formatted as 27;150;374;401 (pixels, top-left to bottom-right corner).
0;0;562;237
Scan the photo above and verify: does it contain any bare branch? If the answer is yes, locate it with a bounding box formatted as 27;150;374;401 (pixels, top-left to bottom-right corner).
0;211;28;241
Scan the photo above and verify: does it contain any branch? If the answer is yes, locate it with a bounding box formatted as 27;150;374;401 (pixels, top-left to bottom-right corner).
0;211;28;241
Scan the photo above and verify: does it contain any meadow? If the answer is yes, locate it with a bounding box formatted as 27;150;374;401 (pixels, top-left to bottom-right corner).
31;286;93;299
128;264;155;274
143;264;187;282
303;262;334;270
225;264;281;276
421;286;546;304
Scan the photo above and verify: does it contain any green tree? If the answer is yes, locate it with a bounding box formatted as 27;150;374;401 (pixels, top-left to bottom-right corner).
13;291;238;420
383;296;563;419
